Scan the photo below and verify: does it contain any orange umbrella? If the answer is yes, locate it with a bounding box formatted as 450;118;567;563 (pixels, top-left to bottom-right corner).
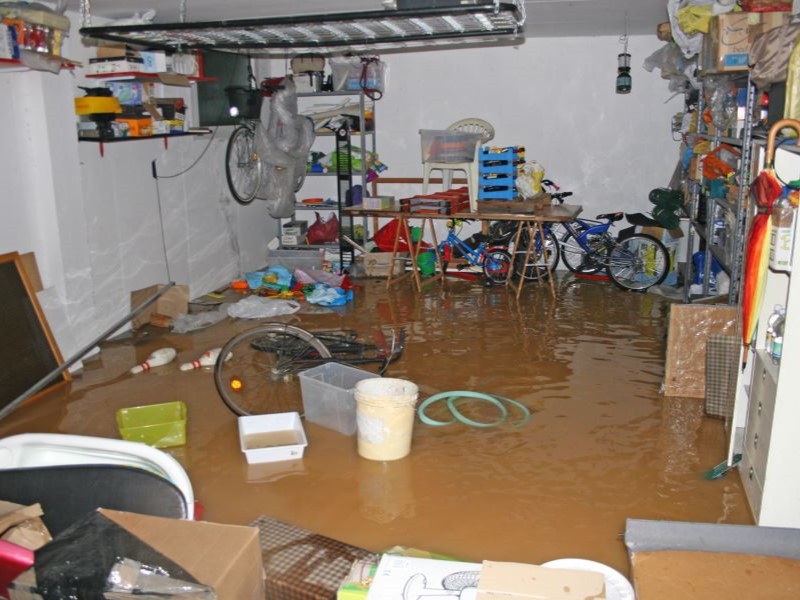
741;119;800;366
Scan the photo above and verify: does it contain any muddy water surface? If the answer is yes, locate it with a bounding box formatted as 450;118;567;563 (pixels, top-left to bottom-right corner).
0;274;753;576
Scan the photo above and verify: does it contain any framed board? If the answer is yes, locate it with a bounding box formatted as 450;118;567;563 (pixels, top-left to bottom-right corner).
0;252;69;414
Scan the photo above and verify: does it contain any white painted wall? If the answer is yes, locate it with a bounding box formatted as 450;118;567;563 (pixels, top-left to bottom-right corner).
373;35;681;216
0;18;679;364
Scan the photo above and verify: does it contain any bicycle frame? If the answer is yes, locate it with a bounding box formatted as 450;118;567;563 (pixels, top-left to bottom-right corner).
439;225;506;272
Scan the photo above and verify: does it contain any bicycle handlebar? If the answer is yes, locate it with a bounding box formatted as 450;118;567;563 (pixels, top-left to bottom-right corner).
550;191;573;203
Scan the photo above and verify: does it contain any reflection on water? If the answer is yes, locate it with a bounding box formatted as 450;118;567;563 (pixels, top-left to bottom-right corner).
0;273;753;575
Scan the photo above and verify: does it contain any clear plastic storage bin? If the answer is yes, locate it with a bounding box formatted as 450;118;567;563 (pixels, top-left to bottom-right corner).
299;362;377;435
420;129;482;164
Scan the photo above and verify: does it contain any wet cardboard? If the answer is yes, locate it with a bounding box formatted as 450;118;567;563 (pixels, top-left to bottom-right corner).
663;304;737;397
9;508;264;600
625;519;800;599
477;561;605;600
130;284;189;329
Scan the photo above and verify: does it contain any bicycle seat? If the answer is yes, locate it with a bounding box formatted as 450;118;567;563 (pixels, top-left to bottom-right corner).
596;212;625;222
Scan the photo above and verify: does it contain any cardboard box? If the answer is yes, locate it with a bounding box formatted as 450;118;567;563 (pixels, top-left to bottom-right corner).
9;508;264;600
282;220;308;237
477;561;606;599
362;196;396;210
625;519;800;600
116;117;152;137
281;234;305;246
130;284;189;329
702;12;789;73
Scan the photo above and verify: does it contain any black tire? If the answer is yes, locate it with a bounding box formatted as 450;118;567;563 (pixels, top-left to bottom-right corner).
482;249;512;285
213;323;331;416
606;233;670;291
225;125;261;205
561;225;605;274
513;227;560;281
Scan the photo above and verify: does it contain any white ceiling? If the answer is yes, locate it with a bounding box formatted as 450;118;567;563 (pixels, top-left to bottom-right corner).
70;0;668;38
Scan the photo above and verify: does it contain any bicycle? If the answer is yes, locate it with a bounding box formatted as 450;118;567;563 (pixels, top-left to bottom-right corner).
556;200;670;291
437;219;512;285
224;76;309;206
225;119;262;205
213;323;405;416
487;179;565;281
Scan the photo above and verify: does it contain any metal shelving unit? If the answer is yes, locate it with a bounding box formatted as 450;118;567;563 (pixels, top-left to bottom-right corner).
682;74;756;305
279;91;376;270
78;3;525;57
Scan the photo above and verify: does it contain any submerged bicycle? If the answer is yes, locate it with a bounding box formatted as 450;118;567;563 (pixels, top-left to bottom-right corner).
557;205;670;292
437;218;512;285
492;181;670;291
213;323;405;416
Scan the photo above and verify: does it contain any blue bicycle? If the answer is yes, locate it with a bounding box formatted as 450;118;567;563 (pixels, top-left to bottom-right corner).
557;204;670;291
438;219;512;285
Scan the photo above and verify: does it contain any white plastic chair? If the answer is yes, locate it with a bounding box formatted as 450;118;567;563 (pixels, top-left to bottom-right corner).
422;118;495;212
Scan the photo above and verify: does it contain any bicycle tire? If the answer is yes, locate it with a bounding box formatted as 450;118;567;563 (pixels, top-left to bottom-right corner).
225;125;261;205
513;228;560;281
606;233;670;291
482;249;512;285
561;225;605;274
213;323;331;416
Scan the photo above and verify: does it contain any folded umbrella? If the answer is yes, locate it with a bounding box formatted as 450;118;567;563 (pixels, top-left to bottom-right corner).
741;118;800;367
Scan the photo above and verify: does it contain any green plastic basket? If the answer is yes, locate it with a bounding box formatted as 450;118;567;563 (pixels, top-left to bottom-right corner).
116;401;187;448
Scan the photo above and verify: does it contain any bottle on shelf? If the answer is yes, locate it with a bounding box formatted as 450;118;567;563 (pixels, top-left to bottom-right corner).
771;307;786;365
769;189;796;272
765;304;784;355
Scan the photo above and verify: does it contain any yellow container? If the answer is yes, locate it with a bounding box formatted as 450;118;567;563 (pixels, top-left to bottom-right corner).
116;401;187;448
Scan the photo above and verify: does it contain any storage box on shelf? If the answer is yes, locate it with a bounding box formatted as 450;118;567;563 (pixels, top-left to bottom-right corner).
700;11;790;74
478;146;522;201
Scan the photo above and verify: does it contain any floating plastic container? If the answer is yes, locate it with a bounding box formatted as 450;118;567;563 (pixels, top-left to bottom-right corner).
116;401;187;448
420;129;482;164
299;362;376;435
238;412;308;464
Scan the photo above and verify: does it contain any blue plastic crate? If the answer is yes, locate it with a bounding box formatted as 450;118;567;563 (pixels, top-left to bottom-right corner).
479;173;516;187
479;188;517;200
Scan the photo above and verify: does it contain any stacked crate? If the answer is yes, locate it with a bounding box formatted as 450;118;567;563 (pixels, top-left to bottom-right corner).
478;146;524;201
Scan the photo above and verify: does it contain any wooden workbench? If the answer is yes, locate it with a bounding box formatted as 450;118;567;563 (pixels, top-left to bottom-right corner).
343;203;582;299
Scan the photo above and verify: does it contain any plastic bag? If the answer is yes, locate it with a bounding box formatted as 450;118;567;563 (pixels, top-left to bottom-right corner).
306;212;339;244
306;284;353;307
227;296;301;319
171;303;231;333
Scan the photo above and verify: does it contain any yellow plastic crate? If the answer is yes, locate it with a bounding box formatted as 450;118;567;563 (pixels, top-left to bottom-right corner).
116;401;187;448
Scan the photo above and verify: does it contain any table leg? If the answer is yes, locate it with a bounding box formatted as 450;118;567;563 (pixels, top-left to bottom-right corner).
534;221;557;299
402;217;423;291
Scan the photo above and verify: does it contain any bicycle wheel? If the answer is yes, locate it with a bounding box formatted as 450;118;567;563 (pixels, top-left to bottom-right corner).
213;323;331;416
561;225;605;274
606;233;670;291
482;249;512;285
225;125;261;205
513;227;559;281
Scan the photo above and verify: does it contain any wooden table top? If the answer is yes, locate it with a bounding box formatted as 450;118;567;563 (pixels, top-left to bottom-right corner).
343;203;582;223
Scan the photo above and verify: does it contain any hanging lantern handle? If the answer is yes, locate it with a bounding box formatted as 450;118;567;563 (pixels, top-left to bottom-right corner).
766;118;800;167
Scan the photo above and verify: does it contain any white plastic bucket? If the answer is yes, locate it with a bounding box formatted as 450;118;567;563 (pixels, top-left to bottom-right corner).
355;378;419;461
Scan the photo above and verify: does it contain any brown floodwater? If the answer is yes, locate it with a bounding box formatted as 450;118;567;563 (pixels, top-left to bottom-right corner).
0;273;754;577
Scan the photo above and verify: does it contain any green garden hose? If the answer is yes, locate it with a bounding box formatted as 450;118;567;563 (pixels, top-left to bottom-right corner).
417;391;531;428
